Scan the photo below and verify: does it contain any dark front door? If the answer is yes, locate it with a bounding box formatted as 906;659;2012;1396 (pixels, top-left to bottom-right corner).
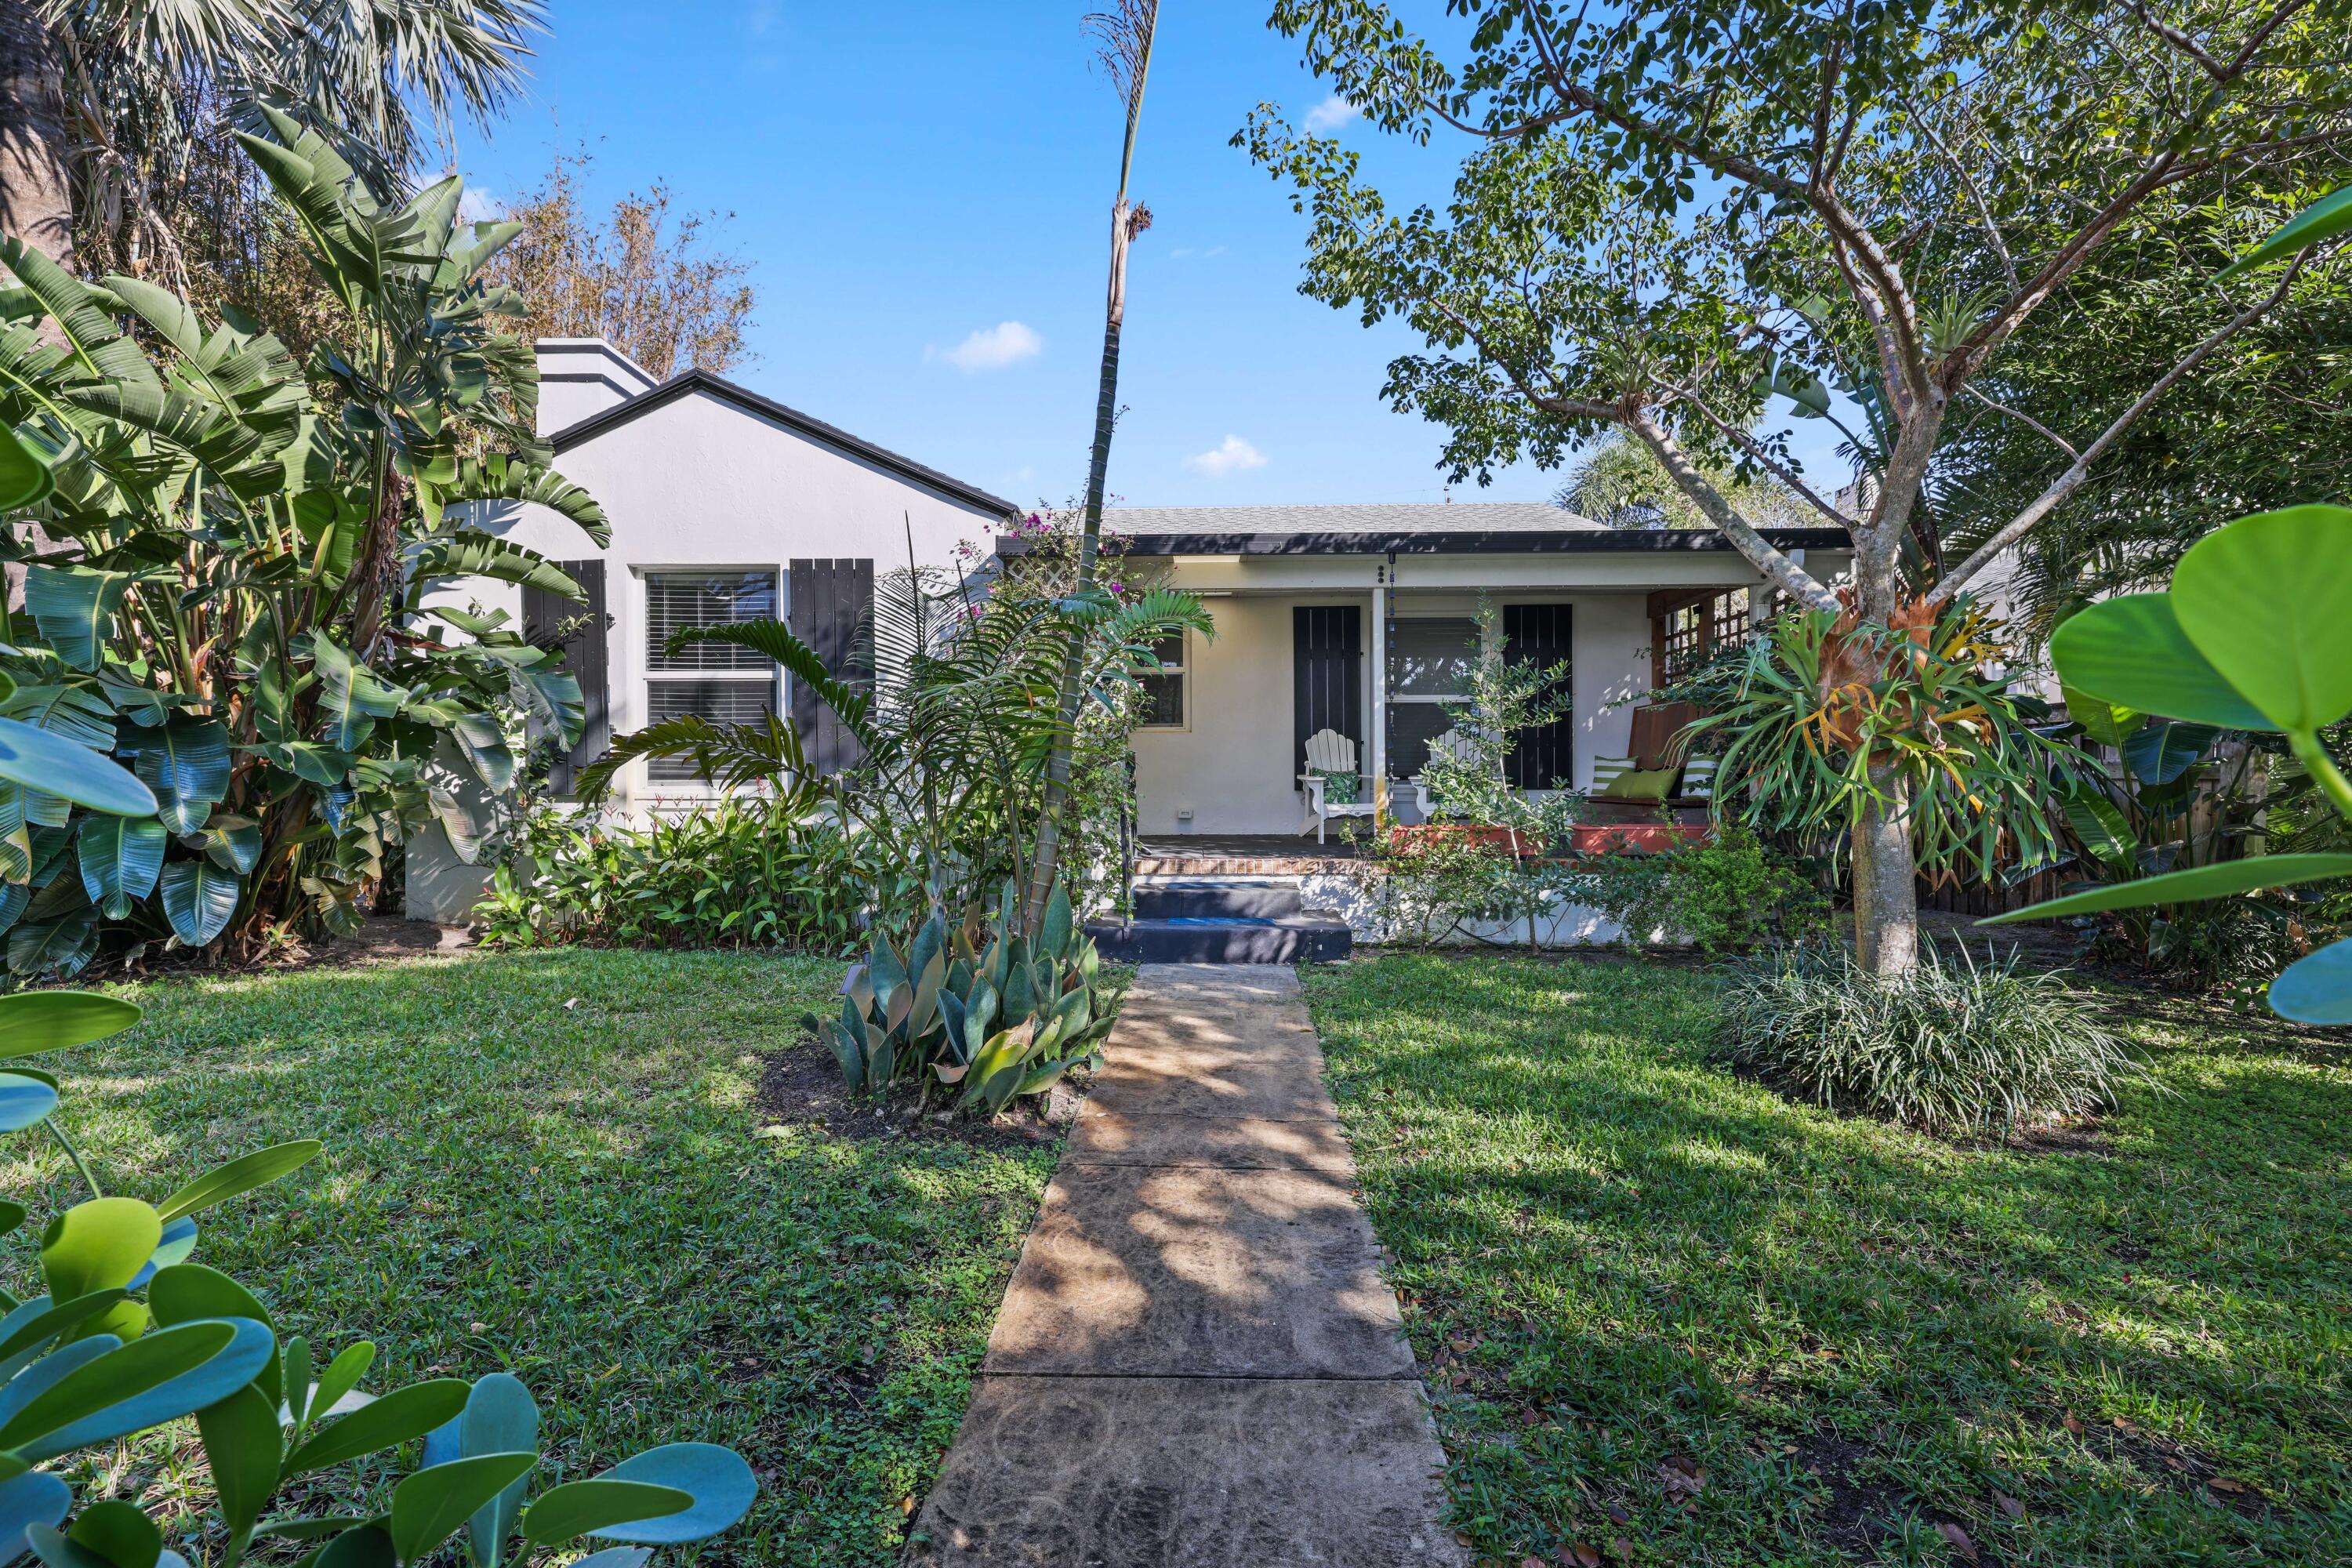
1504;602;1573;789
1292;605;1363;789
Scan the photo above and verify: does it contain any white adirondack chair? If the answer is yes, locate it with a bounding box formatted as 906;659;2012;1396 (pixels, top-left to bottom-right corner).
1409;728;1484;818
1299;728;1377;842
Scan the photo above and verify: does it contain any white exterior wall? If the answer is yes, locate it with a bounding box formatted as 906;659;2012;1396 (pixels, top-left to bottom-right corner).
406;341;1009;920
469;383;1007;814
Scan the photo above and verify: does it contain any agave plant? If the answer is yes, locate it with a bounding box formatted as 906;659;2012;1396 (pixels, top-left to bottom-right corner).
0;107;604;974
816;879;1114;1113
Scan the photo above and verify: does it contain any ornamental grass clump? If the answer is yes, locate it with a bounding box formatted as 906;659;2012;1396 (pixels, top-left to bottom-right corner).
1719;939;2147;1138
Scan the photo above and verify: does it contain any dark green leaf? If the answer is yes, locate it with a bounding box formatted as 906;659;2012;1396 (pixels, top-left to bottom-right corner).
390;1452;536;1566
156;1142;323;1223
1985;853;2352;924
520;1482;692;1547
0;718;156;817
158;860;241;947
75;815;165;918
282;1381;471;1476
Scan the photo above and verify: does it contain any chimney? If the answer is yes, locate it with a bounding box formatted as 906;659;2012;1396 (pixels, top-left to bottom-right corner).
535;338;659;438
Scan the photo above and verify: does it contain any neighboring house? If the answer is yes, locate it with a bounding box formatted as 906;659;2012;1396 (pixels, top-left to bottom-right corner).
999;504;1853;837
404;337;1015;918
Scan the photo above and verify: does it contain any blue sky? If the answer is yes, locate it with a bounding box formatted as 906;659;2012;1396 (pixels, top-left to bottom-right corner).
450;2;1845;513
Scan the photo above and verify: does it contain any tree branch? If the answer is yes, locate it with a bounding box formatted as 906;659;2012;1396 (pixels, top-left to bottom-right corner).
1670;382;1862;528
1961;382;2076;460
1624;408;1840;611
1931;256;2305;604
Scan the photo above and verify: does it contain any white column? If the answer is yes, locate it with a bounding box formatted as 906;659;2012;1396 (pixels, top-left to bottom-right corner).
1369;583;1388;816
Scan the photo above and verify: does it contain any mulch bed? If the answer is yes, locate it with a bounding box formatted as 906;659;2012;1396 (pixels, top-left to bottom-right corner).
753;1033;1084;1152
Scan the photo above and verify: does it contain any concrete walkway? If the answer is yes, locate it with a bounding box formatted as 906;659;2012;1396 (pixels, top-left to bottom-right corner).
907;965;1465;1567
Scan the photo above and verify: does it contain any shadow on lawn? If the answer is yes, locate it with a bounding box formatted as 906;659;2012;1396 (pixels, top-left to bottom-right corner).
1306;956;2352;1564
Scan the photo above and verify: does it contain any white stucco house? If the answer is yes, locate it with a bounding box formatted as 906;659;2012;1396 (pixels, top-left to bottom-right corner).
404;337;1018;917
406;335;1856;942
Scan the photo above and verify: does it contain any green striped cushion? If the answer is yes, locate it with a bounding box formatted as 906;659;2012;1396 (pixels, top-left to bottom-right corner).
1590;755;1635;793
1679;757;1719;799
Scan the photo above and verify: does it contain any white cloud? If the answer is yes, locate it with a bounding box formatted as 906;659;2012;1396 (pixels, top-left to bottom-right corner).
457;185;502;222
1185;434;1269;477
1304;94;1359;132
935;321;1043;372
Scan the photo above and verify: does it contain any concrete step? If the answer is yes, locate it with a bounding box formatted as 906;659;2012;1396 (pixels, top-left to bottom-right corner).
1131;878;1305;921
1085;913;1352;965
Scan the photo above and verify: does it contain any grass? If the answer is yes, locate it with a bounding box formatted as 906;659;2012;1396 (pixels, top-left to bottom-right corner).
1300;953;2352;1567
4;946;1057;1566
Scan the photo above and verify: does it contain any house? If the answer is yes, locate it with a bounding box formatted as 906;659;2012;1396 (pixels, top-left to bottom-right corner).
403;337;1016;918
999;503;1853;839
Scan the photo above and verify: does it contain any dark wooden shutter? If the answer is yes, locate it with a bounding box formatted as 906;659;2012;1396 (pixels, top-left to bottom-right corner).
1292;605;1363;789
1503;602;1572;789
522;560;609;794
788;558;874;774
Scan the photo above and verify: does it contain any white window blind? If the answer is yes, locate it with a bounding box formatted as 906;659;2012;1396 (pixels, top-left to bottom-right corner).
643;572;777;782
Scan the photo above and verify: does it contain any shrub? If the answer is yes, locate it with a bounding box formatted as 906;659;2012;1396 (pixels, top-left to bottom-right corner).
1568;826;1827;955
476;798;881;953
1719;939;2148;1138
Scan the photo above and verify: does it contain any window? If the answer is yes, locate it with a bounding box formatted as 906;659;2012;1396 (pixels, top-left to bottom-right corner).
1387;617;1479;775
643;572;777;782
1138;631;1186;728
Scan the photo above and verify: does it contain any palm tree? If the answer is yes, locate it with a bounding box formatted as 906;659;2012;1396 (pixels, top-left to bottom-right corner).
1022;0;1158;934
0;0;542;273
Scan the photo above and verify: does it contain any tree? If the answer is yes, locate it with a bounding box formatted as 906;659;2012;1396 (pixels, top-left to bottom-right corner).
1247;0;2352;975
1;0;542;278
1932;176;2352;647
488;145;758;378
1022;0;1158;934
1556;429;1813;530
0;111;604;968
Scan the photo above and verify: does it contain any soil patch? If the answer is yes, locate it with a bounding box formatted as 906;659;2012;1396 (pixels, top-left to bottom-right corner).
1786;1431;1902;1556
754;1033;1080;1152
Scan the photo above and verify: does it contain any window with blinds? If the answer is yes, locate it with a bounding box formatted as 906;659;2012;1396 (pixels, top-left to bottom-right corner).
1138;631;1187;728
643;572;777;782
1387;617;1479;776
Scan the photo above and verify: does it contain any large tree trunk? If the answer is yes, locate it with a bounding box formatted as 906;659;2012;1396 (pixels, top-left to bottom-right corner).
1852;765;1920;977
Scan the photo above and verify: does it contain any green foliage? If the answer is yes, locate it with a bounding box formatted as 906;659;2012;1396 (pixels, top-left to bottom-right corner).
813;880;1114;1114
0;114;603;975
475;798;884;954
1683;600;2082;879
1718;940;2147;1139
2000;505;2352;1023
1567;826;1826;956
584;541;1209;932
0;985;754;1566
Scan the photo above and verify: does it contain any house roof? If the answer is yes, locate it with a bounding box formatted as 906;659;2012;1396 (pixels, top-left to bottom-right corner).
546;368;1019;517
998;502;1848;556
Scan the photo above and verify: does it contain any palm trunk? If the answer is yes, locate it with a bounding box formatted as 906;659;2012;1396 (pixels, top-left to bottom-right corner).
0;1;73;270
1020;16;1156;935
1;1;73;615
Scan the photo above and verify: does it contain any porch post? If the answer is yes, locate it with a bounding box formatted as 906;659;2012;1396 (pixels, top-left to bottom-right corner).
1369;583;1388;818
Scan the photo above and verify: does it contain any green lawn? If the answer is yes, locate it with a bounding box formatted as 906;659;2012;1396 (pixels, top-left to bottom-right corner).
1301;954;2351;1567
4;947;1057;1566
